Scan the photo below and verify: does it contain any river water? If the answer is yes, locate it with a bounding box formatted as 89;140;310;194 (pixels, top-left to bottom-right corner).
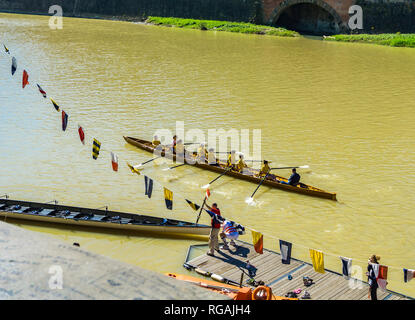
0;13;414;297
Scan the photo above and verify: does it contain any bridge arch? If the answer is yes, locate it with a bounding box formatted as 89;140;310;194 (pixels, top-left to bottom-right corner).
267;0;346;35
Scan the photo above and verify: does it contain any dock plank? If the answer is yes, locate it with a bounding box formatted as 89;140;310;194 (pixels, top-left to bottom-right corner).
186;240;411;300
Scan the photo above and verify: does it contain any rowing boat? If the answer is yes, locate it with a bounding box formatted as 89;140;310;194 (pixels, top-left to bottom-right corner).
123;136;337;200
165;273;297;300
0;198;210;236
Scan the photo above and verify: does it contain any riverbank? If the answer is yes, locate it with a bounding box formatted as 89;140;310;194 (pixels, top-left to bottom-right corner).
0;221;224;299
145;16;299;37
323;33;415;48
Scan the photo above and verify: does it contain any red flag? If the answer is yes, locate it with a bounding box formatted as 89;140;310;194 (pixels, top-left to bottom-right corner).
78;125;85;144
111;152;118;172
206;188;211;198
22;70;29;88
62;110;68;131
376;265;388;289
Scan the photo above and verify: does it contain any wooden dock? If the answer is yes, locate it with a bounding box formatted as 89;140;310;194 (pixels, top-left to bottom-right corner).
185;241;412;300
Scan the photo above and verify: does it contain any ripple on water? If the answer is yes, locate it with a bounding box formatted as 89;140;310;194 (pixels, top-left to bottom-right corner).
0;13;414;297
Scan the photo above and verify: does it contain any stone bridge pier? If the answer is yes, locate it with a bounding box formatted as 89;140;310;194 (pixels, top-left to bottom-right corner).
262;0;356;35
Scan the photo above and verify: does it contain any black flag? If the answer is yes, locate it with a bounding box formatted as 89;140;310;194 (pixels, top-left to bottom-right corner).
144;176;153;198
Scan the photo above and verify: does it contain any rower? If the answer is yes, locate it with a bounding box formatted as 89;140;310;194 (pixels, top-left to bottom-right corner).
235;154;248;173
152;135;161;147
168;135;177;154
197;143;208;163
258;160;271;177
226;150;236;169
279;168;301;186
175;139;185;160
207;148;219;166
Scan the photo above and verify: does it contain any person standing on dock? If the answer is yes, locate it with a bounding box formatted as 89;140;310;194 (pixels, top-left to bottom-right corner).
205;202;223;257
366;255;380;300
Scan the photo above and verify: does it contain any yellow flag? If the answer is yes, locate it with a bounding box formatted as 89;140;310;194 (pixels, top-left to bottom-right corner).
164;188;173;210
251;230;263;254
309;249;325;273
127;163;141;175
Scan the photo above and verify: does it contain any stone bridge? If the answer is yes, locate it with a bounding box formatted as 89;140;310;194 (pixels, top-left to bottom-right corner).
263;0;356;34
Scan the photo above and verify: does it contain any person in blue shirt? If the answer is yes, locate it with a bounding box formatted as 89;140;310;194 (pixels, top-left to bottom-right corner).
279;168;300;186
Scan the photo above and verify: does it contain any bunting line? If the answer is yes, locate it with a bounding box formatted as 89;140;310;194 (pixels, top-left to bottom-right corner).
1;42;413;283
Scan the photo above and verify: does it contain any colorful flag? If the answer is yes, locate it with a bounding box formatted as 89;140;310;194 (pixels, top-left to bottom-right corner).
309;249;325;273
61;110;68;131
92;139;101;160
340;256;352;280
50;98;60;112
4;44;9;54
144;176;153;198
78;125;85;144
185;199;200;211
11;57;17;75
164;188;173;210
37;84;47;98
127;163;141;175
404;269;415;283
111;152;118;172
251;230;263;254
376;265;388;290
279;240;292;264
22;70;29;88
205;188;211;199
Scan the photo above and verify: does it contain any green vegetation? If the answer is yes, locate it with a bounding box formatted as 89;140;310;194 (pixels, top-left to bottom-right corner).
146;16;299;37
324;33;415;48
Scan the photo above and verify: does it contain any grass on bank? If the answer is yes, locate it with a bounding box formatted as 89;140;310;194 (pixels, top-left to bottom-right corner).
146;16;299;37
323;33;415;48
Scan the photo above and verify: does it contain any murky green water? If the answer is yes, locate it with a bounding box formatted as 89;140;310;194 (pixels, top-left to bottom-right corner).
0;13;414;297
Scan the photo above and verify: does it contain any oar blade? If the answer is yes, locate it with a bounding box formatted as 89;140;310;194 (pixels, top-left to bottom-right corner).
201;184;210;189
245;197;254;205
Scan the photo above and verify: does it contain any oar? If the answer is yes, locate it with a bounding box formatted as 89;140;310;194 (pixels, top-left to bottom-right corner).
245;165;309;204
245;171;271;205
184;142;200;146
201;167;232;189
135;155;163;168
195;196;208;224
270;165;309;170
162;163;186;171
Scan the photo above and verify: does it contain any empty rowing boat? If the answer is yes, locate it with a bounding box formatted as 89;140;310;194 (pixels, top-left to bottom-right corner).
123;136;337;200
0;198;210;236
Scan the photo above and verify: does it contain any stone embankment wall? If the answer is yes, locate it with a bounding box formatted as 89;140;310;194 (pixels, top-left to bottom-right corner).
0;0;414;34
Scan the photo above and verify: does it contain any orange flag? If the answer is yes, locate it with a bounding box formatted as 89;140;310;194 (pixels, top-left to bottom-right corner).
22;70;29;88
251;230;263;254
